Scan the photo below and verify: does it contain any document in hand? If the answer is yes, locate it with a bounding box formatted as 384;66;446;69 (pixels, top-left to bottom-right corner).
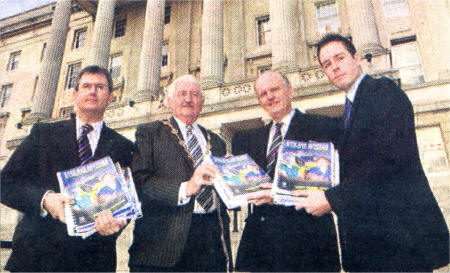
210;154;272;209
272;140;339;206
57;156;141;238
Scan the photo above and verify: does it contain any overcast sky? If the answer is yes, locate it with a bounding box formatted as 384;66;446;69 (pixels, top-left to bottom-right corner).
0;0;55;20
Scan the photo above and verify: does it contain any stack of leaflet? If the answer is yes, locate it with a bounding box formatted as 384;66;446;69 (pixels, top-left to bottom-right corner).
210;154;272;209
272;140;339;206
57;156;142;239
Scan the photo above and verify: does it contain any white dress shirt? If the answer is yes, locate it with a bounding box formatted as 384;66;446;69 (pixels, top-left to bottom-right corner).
266;109;296;156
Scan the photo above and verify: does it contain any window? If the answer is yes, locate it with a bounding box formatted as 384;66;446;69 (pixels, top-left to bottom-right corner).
114;18;126;38
416;126;449;173
256;16;271;46
109;54;122;79
164;5;171;24
0;84;12;108
316;2;339;34
382;0;409;18
7;51;21;71
60;106;74;118
72;28;86;49
40;43;47;62
162;44;168;67
258;65;272;75
391;36;424;85
66;63;81;89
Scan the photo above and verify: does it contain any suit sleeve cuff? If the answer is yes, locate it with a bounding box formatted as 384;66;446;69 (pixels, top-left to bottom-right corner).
40;190;55;217
178;182;191;206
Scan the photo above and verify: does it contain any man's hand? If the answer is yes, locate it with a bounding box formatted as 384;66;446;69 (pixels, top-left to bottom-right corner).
95;211;126;236
185;161;218;197
43;192;73;223
293;190;331;216
246;183;273;206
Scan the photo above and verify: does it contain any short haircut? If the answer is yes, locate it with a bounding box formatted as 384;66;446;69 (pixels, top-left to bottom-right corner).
255;71;291;92
166;74;203;100
75;65;113;93
316;33;357;65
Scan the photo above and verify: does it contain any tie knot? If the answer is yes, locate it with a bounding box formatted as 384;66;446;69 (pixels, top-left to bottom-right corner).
275;122;283;131
186;125;194;137
81;124;93;135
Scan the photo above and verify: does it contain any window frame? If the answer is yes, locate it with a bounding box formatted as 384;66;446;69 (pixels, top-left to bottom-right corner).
7;51;21;71
66;62;82;89
0;84;13;108
114;18;127;38
256;15;271;46
72;28;87;49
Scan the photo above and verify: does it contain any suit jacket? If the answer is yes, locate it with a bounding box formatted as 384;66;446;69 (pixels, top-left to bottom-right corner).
129;117;231;268
1;118;134;272
325;75;449;271
232;109;342;272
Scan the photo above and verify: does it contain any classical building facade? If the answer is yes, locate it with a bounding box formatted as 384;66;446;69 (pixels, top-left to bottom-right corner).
1;0;449;271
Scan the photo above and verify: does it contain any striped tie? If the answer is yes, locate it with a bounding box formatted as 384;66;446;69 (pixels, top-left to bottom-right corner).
186;125;213;211
78;124;93;165
266;122;283;176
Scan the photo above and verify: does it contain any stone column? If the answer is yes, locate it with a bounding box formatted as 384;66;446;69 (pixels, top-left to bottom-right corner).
135;0;165;100
200;0;224;89
346;0;384;55
226;0;246;82
270;0;297;71
86;0;117;69
28;0;72;122
172;1;192;78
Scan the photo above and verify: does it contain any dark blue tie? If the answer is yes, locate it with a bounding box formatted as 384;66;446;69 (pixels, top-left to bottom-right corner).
78;124;93;165
344;98;352;128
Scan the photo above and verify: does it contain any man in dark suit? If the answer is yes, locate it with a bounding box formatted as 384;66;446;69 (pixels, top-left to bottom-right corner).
295;33;449;272
1;65;134;272
231;71;341;272
129;75;232;272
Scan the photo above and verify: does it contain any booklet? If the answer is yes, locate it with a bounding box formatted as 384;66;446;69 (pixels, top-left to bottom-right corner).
210;154;272;209
57;156;140;238
272;140;339;206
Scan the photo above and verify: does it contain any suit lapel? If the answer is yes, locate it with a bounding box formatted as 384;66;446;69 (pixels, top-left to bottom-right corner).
53;119;80;168
94;125;114;160
168;117;195;169
343;75;373;142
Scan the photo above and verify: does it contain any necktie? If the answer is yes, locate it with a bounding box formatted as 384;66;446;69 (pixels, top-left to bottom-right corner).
344;98;352;128
78;124;93;165
186;125;213;211
266;122;283;176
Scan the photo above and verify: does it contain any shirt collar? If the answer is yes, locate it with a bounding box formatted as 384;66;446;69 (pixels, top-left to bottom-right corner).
173;116;199;138
75;116;103;137
271;109;295;136
346;73;366;103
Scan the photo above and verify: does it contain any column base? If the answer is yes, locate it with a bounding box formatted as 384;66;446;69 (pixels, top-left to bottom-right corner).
272;62;299;73
24;112;51;125
201;77;223;90
128;89;159;104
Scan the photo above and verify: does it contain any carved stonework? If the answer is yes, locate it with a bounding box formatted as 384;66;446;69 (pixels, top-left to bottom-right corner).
220;83;253;98
298;68;327;86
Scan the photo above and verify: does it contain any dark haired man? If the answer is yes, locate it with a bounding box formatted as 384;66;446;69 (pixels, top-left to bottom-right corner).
295;33;449;272
1;65;134;272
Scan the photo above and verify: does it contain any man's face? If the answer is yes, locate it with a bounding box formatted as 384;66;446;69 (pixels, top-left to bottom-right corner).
254;72;293;122
167;80;204;125
72;72;113;118
319;41;362;92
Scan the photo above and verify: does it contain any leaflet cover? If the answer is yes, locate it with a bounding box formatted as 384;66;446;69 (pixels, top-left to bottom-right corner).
57;156;132;237
210;154;272;209
272;140;339;206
